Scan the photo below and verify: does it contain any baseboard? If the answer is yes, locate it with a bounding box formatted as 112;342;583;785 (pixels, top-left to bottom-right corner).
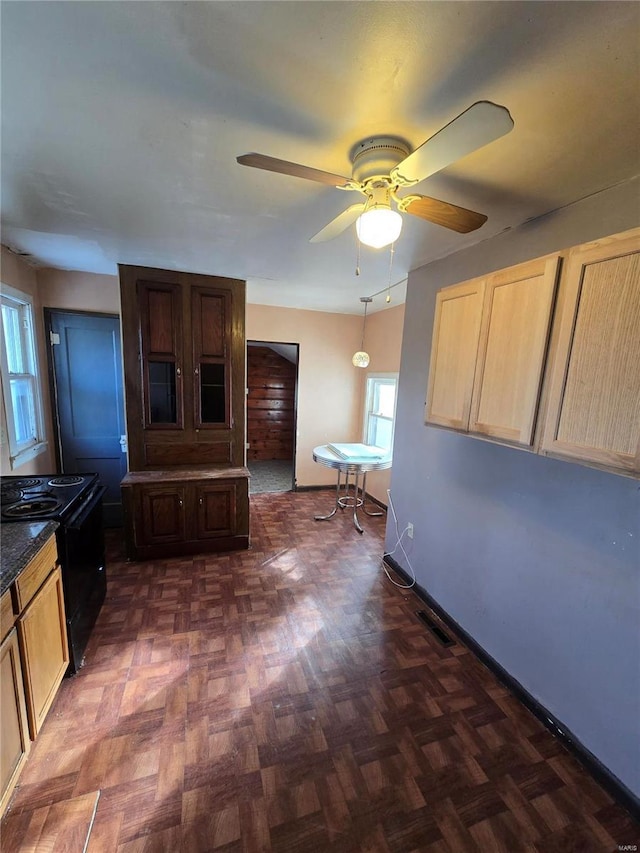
295;484;388;510
384;555;640;822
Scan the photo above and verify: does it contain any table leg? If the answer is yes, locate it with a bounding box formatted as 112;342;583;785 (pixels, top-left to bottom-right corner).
314;468;341;521
361;472;385;517
351;469;364;534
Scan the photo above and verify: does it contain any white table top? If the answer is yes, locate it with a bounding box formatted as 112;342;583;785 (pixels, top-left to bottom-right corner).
313;444;392;472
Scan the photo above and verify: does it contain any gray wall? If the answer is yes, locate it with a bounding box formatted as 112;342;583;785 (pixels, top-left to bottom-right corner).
388;177;640;796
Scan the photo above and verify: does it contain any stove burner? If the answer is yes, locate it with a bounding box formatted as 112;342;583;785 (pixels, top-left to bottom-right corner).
1;477;41;490
48;475;84;487
0;488;23;505
3;497;61;518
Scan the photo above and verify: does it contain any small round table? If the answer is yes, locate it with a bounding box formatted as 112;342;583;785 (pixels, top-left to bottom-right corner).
312;445;391;534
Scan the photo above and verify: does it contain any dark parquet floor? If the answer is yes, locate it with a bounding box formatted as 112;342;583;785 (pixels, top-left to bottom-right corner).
2;491;638;852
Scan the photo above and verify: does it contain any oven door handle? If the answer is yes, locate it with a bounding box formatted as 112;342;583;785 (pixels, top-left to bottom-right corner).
66;485;107;530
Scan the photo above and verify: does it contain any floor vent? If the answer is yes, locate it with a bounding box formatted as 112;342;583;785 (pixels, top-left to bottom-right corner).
416;610;455;647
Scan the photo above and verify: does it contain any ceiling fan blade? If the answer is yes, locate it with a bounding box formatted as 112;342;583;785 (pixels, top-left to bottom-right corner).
310;203;366;243
402;195;487;233
391;101;514;185
237;153;351;188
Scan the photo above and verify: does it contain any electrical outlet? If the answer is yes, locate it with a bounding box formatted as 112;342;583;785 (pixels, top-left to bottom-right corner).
407;522;414;539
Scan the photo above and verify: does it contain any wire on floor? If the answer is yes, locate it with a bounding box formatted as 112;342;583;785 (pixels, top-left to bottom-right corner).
382;489;416;589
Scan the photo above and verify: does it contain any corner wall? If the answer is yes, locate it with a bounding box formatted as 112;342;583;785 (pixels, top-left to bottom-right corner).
388;177;640;796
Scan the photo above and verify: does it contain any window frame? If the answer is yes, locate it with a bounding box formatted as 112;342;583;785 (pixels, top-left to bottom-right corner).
362;372;398;453
0;284;47;468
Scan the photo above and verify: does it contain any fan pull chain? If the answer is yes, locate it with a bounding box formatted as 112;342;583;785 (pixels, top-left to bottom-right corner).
386;243;395;302
355;236;361;276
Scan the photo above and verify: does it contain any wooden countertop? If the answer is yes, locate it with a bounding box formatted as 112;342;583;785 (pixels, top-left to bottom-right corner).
121;467;250;485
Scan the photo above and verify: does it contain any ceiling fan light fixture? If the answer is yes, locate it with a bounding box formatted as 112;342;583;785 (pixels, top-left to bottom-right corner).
356;207;402;249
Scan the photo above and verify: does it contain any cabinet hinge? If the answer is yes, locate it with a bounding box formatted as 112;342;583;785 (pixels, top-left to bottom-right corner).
49;331;60;345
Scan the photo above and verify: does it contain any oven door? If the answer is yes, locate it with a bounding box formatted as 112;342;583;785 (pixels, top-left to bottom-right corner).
56;485;107;672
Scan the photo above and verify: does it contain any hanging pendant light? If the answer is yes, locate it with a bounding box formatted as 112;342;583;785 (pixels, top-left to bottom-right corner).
352;296;372;368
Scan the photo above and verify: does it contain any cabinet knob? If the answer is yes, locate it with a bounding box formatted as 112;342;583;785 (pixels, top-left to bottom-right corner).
178;499;183;507
199;497;203;506
195;366;199;375
176;367;181;377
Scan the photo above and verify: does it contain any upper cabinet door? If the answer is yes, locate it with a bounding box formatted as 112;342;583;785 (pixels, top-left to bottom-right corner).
192;287;232;429
542;229;640;473
138;281;184;429
425;278;485;430
469;255;560;446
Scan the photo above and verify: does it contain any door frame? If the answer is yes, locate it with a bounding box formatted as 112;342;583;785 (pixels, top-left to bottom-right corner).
246;340;299;490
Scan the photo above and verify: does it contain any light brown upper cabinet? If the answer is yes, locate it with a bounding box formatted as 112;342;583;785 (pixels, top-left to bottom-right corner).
469;255;560;446
542;229;640;475
425;278;485;430
426;255;560;448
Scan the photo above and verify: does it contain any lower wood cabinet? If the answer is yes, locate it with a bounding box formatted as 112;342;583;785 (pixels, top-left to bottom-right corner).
122;467;250;559
1;533;69;816
18;566;69;738
0;627;30;816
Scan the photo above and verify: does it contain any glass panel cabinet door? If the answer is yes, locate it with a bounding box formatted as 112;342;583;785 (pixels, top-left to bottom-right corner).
199;362;226;424
192;287;232;428
148;361;178;424
138;281;183;429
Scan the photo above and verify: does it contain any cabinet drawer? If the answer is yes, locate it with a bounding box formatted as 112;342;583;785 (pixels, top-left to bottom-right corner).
14;535;58;612
1;589;16;643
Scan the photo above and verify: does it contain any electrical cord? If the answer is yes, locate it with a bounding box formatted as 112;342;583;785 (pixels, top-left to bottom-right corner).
382;489;416;589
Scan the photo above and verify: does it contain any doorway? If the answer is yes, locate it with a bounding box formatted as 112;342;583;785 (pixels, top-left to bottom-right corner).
45;309;127;526
246;341;298;494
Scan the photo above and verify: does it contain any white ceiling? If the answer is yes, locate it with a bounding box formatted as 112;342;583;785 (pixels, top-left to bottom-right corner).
2;1;639;314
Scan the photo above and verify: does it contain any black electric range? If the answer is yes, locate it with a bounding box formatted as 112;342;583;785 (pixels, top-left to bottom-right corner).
1;474;107;673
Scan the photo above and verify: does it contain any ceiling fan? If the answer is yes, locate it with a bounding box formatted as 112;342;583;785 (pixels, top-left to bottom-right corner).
237;101;514;248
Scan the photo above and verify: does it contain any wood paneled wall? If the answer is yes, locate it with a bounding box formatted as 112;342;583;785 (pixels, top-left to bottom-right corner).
247;346;296;461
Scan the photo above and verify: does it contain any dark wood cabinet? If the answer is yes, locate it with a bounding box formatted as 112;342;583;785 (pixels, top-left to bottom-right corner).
119;265;250;558
121;469;249;559
140;484;187;545
121;267;246;470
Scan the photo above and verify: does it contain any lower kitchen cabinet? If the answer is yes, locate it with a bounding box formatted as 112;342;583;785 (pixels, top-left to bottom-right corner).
18;566;69;738
0;627;30;816
0;532;68;816
121;467;250;559
140;484;188;545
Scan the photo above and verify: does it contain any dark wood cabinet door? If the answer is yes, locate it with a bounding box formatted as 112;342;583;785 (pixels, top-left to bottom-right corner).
195;482;236;539
140;485;187;544
138;280;184;429
192;287;232;429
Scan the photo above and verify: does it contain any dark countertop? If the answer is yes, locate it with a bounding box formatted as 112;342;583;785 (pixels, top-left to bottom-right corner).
0;521;59;596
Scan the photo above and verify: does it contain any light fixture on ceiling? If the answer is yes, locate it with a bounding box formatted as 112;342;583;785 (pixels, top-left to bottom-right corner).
352;296;373;368
355;187;402;249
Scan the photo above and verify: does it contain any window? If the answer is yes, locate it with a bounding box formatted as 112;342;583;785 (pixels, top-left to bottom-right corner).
0;286;46;467
363;373;398;453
